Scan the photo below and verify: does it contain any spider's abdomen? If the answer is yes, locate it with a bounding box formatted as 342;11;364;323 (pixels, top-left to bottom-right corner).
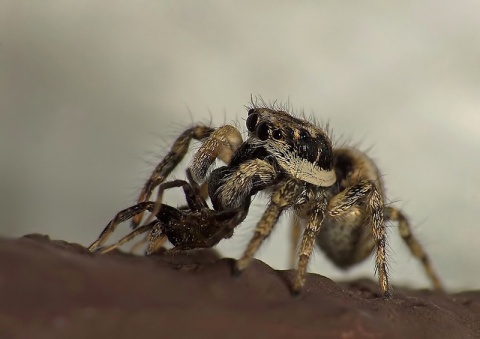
316;147;385;267
317;207;375;268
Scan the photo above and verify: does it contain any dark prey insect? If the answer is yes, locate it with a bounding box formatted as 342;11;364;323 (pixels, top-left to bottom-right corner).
88;101;444;298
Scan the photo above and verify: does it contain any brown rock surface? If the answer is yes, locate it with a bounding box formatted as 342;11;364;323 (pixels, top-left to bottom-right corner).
0;234;478;338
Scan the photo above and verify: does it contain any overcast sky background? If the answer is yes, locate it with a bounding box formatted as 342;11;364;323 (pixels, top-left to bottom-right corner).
1;1;479;292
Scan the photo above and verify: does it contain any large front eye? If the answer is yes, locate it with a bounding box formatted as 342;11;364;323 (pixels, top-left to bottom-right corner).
246;113;258;132
256;122;269;140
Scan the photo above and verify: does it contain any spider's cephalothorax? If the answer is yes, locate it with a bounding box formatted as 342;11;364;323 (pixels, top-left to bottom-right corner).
89;103;444;298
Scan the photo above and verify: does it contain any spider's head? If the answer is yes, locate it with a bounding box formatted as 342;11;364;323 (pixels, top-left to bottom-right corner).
245;107;336;187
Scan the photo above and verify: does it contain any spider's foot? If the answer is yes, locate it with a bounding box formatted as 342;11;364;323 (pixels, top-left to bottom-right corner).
382;289;393;300
232;266;243;277
291;288;302;298
87;242;99;252
232;259;247;277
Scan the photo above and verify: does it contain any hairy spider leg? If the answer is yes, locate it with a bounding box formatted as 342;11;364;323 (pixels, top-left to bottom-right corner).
293;201;327;294
235;179;303;274
327;180;391;298
384;206;444;291
289;216;302;268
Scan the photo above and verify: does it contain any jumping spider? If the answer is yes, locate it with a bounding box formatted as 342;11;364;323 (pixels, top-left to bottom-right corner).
89;102;444;298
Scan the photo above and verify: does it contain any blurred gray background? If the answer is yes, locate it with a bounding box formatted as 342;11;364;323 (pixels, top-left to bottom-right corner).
1;1;479;292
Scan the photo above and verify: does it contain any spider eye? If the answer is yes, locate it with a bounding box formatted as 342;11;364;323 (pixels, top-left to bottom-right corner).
246;113;258;132
256;122;269;141
299;129;311;141
248;108;255;115
272;129;282;140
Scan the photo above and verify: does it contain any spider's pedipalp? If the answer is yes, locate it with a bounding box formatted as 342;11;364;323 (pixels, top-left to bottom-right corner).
209;158;278;211
190;125;243;183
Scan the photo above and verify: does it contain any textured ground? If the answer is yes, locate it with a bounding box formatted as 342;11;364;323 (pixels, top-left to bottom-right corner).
0;234;478;339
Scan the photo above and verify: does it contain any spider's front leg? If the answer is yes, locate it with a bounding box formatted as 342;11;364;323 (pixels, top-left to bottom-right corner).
190;125;243;183
328;179;391;298
132;124;243;228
